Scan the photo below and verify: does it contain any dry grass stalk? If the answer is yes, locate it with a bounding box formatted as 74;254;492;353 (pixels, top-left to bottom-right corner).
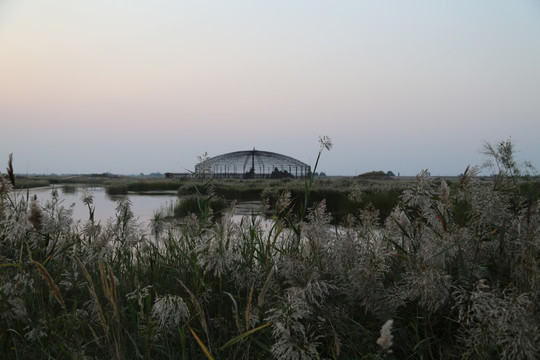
245;281;255;331
99;262;118;318
189;325;214;360
31;260;65;309
76;256;109;335
178;278;211;346
108;266;118;314
100;262;109;298
257;266;274;310
230;298;243;333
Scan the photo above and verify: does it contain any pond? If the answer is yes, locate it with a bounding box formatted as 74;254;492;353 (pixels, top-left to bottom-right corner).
24;186;178;225
23;186;264;226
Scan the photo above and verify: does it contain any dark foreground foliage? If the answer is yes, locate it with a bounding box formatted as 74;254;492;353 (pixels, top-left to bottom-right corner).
1;142;539;359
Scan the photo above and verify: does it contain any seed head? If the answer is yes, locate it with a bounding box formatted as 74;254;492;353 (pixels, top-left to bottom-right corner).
28;195;43;231
319;135;333;151
376;319;394;353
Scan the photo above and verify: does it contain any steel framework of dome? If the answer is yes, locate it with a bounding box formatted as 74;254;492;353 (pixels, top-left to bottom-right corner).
195;149;311;179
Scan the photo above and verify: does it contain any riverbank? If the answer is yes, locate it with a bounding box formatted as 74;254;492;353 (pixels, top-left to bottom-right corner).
10;174;540;224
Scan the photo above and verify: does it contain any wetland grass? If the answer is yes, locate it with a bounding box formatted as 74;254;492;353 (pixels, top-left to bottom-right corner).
1;139;539;359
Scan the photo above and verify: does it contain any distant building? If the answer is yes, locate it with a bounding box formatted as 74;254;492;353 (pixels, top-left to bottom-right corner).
194;149;310;179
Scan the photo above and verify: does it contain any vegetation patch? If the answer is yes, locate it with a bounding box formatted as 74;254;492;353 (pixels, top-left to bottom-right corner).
174;195;228;218
1;140;539;359
357;170;393;180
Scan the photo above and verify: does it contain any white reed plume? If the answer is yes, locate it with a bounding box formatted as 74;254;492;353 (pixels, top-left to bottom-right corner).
151;294;191;337
318;135;333;151
376;319;394;353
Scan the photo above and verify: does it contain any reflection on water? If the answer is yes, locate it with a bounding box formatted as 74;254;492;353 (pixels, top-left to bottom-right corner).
27;186;178;225
26;186;264;227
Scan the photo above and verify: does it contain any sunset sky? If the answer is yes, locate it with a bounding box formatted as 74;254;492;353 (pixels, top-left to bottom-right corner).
1;1;539;176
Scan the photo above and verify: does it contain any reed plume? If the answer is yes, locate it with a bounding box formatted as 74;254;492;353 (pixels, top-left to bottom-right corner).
31;260;65;309
6;153;15;187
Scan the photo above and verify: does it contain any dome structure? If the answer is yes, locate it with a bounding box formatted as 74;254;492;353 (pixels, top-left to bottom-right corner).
195;149;310;179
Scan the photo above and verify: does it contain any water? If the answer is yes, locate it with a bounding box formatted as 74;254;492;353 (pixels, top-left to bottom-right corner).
25;186;178;225
23;186;264;226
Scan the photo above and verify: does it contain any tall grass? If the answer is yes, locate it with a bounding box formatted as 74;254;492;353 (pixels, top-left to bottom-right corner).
1;141;539;359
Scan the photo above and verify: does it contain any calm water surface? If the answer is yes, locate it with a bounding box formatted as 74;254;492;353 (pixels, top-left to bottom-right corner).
27;186;177;225
25;186;264;226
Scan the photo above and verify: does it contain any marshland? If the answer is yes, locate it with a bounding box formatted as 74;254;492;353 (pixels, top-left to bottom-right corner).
16;174;412;225
1;140;539;359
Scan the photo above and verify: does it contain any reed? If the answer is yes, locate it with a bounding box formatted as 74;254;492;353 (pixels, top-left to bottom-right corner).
1;139;539;359
173;195;228;218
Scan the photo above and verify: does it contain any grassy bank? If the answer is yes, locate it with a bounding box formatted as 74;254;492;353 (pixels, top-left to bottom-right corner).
8;174;411;224
12;175;115;189
8;172;539;227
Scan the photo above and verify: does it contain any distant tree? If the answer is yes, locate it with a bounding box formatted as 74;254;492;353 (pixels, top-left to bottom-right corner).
270;167;293;179
358;171;387;178
386;171;395;177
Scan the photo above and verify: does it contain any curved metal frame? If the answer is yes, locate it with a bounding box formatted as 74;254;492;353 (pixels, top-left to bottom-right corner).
195;150;310;179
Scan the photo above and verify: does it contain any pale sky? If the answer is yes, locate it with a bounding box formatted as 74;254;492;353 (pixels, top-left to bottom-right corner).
1;1;539;176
